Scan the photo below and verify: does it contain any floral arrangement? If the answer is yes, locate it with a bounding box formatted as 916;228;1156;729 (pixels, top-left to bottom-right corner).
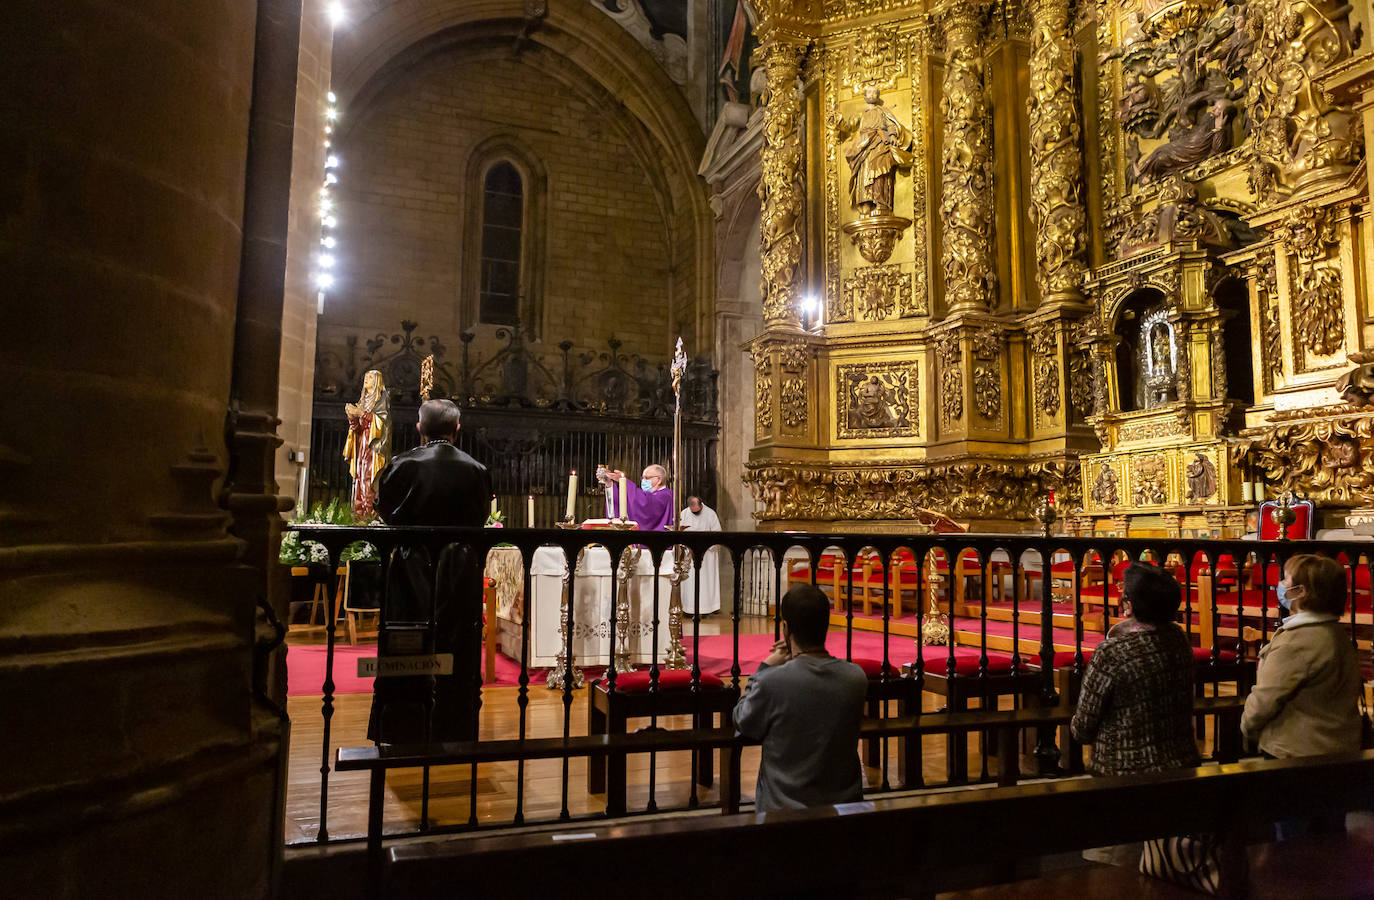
340;540;380;563
278;497;381;565
485;509;505;528
279;530;331;566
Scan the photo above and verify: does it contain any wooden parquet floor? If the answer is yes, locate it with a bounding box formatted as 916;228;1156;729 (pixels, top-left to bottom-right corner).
283;613;1230;845
285;684;989;844
284;615;998;844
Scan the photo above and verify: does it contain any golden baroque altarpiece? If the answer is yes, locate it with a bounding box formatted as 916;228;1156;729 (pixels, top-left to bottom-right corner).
744;0;1374;536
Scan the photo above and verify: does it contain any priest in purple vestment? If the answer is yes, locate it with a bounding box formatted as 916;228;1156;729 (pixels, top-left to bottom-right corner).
606;464;674;531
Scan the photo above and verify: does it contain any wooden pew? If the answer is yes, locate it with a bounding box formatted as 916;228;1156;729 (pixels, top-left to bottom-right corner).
381;750;1374;900
338;697;1248;897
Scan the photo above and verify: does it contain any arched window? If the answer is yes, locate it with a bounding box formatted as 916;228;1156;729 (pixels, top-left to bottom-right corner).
463;141;546;336
479;162;523;326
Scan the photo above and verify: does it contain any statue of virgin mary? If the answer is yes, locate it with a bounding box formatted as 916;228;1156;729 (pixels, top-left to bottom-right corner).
342;369;391;521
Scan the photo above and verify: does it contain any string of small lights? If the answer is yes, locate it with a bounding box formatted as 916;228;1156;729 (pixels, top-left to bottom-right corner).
315;4;346;313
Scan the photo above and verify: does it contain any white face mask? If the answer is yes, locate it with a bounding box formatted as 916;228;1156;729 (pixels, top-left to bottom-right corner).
640;478;653;491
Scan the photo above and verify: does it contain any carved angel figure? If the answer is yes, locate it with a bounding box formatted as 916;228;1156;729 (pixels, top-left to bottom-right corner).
835;85;915;216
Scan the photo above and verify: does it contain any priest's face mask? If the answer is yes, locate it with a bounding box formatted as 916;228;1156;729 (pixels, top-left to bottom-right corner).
640;468;661;492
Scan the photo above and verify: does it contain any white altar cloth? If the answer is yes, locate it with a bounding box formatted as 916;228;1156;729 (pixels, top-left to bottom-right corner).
527;545;675;668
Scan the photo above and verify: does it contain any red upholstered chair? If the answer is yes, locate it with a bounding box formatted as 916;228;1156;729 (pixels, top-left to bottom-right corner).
789;553;854;613
586;669;735;816
909;647;1044;784
852;657;912;769
1259;497;1315;540
1027;647;1095;772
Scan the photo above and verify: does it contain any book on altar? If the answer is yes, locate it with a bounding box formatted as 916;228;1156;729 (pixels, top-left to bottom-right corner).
579;518;638;530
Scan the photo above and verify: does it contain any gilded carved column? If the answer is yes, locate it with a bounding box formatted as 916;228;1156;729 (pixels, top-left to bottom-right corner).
1026;0;1087;306
758;32;808;329
939;0;996;316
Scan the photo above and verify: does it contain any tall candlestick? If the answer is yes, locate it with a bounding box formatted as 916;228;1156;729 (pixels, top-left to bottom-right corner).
565;470;578;519
618;476;628;521
527;494;535;527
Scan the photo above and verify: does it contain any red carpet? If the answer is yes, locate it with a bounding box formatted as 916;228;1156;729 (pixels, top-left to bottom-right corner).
287;643;528;696
287;645;376;696
682;630;1001;679
288;619;1107;696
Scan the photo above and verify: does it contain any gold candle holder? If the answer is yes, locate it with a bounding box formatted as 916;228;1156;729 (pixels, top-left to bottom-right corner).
1034;496;1058;538
1271;492;1297;541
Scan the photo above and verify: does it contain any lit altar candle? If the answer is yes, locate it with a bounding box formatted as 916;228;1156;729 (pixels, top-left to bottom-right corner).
527;494;535;527
1047;489;1055;506
565;470;577;519
490;495;497;515
618;475;628;520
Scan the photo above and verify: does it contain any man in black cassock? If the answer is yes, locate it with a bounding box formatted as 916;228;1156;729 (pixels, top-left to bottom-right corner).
367;399;492;744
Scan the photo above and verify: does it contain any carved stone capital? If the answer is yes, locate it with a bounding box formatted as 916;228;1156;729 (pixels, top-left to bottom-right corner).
936;0;992;37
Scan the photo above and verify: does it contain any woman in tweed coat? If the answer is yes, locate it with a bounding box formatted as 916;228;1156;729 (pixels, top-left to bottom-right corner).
1071;562;1199;776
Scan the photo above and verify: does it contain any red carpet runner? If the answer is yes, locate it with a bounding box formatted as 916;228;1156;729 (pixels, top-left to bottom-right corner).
285;629;1073;696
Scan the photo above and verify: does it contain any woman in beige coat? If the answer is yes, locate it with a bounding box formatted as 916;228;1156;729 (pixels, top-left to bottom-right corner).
1241;553;1363;838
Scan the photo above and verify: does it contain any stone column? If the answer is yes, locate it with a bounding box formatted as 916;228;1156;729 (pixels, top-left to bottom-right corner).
757;32;808;330
1026;0;1088;307
939;0;996;316
226;0;306;715
0;0;286;893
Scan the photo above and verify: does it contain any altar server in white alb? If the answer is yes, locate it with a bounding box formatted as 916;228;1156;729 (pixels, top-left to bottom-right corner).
680;496;722;615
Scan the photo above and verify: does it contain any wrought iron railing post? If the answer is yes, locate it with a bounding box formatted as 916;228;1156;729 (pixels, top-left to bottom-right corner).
1034;533;1062;774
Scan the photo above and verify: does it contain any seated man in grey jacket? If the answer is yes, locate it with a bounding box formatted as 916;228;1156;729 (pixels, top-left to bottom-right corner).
734;584;869;812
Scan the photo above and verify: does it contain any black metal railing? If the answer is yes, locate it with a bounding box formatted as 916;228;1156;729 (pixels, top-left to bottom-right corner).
284;525;1374;846
307;402;718;519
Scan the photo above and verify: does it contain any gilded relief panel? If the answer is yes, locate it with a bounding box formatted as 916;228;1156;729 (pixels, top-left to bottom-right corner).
1273;206;1354;378
1182;445;1223;505
753;345;773;442
836;360;920;440
1130;450;1173;507
1092;0;1259;261
840;263;923;321
823;27;929;326
1083;456;1124;511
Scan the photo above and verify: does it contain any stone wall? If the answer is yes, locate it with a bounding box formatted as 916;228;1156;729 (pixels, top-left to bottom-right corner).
278;0;335;506
317;42;682;389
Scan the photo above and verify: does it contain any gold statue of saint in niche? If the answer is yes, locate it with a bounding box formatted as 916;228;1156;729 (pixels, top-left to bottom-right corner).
836;84;915;217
